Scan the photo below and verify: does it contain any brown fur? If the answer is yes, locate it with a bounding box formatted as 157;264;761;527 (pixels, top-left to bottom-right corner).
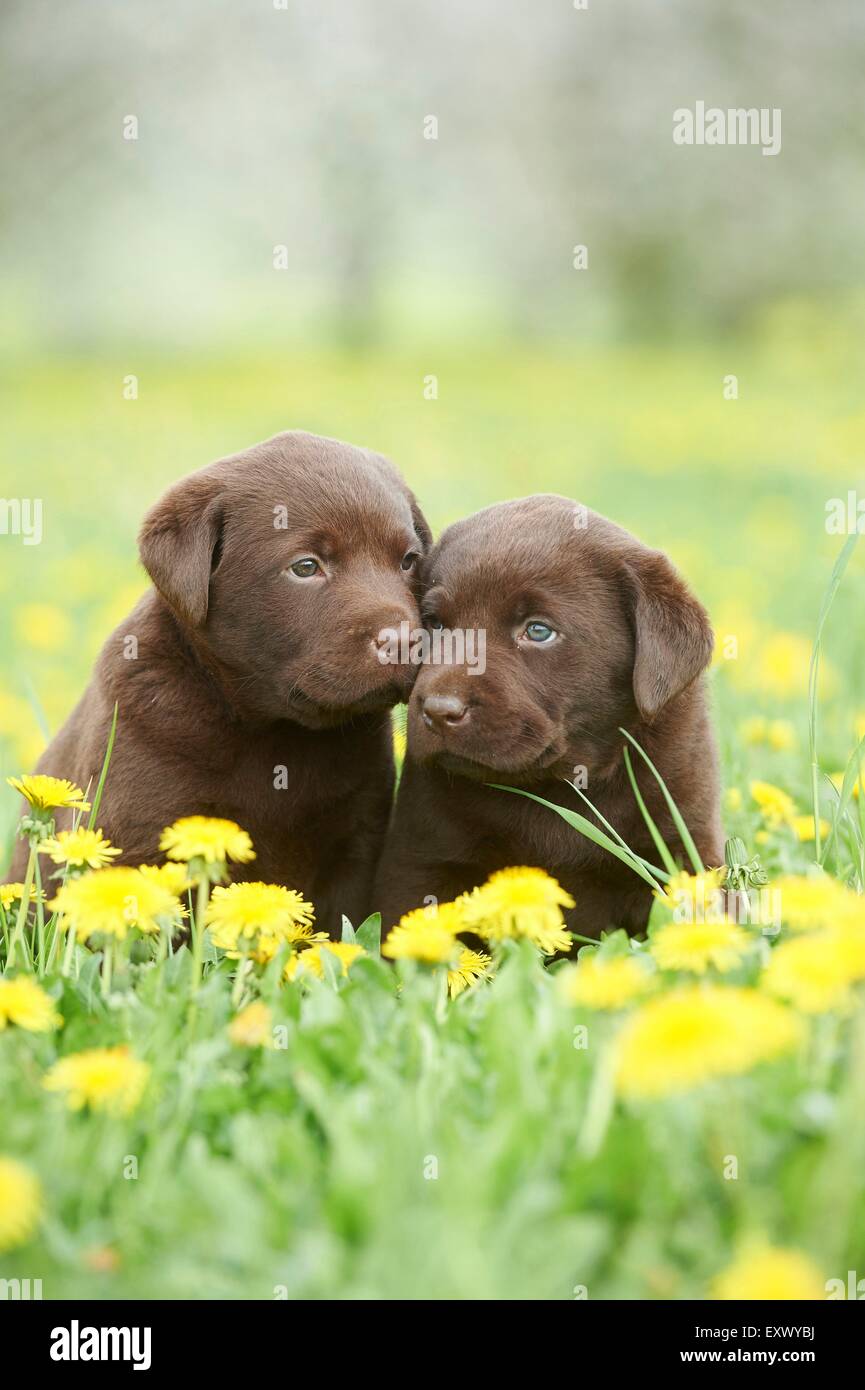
7;432;430;935
374;496;723;936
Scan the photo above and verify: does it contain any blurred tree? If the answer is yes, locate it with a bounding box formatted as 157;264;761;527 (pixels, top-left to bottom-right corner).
0;0;863;348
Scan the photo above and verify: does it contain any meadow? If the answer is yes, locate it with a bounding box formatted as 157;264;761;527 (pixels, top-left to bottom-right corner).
1;323;865;1299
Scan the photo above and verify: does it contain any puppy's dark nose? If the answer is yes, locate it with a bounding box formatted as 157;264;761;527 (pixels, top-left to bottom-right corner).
421;693;468;730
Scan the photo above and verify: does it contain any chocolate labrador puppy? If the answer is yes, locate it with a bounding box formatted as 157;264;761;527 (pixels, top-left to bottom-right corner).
8;432;430;933
375;495;723;936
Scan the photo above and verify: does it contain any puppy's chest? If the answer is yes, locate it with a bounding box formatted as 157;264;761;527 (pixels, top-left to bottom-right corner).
490;799;593;868
211;728;380;822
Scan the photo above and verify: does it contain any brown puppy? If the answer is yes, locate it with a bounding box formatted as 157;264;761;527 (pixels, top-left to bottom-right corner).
375;496;723;936
8;432;430;934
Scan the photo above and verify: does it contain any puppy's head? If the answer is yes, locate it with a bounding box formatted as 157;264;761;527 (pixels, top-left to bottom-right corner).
407;495;713;780
139;432;430;727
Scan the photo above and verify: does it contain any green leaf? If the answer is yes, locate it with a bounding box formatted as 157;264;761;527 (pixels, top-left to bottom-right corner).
262;942;291;997
355;911;382;959
351;953;398;994
319;945;344;988
593;928;633;960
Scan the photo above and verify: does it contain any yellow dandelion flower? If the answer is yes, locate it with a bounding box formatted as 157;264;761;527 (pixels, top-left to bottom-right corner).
0;882;46;912
653;868;727;921
7;774;90;813
739;715;768;745
756;632;820;700
0;1156;42;1252
762;926;865;1014
17;731;47;771
724;787;743;814
767;720;797;752
41;827;122;870
650;920;754;975
713;1243;824;1300
558;952;655;1010
204;881;314;952
740;715;798;750
382;902;465;964
50;866;185;941
448;946;492;998
138;862;191;896
0;691;36;738
43;1046;150;1114
159;816;255;866
774;873;864;932
460;867;575;954
615;986;802;1099
92;580;149;633
228;1000;273;1047
248;923;328;965
0;976;62;1032
750;780;796;828
285;941;365;980
14;601;71;651
791;814;830;843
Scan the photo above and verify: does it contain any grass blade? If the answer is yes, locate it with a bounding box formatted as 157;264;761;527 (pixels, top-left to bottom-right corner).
565;776;670;881
493;784;663;890
618;728;704;873
810;533;859;860
87;702;118;829
22;675;51;745
622;746;679;876
820;733;865;869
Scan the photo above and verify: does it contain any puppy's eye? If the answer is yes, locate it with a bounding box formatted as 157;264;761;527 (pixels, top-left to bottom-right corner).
401;550;420;571
523;621;557;644
289;557;322;579
425;616;444;631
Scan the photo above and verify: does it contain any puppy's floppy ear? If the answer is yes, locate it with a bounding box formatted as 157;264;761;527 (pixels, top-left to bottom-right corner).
623;549;714;721
408;490;433;552
138;472;224;628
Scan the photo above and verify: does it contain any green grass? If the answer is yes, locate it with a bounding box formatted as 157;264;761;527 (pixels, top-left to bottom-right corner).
2;332;865;1298
2;904;864;1300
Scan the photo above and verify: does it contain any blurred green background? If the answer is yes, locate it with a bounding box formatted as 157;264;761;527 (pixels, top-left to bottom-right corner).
2;0;864;846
